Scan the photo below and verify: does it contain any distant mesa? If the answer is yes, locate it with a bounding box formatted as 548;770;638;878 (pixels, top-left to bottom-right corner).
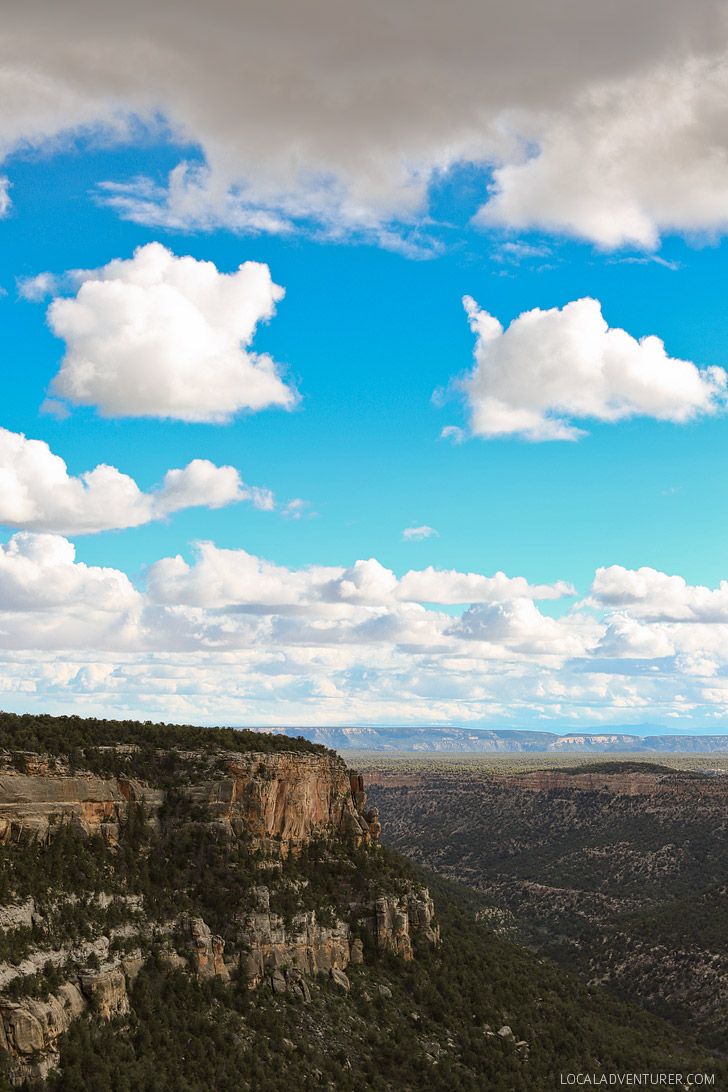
253;725;728;754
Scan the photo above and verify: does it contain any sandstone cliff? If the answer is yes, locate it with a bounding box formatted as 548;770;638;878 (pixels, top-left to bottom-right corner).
0;750;378;853
0;747;432;1084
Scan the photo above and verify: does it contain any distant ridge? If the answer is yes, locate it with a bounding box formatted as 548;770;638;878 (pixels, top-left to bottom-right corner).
247;725;728;753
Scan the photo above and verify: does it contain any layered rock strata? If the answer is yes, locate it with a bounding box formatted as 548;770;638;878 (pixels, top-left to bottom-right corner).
0;751;379;854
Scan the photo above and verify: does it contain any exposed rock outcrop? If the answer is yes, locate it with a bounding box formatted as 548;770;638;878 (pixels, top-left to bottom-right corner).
240;886;350;986
79;967;130;1018
183;917;230;981
0;981;88;1083
366;890;439;960
192;753;378;853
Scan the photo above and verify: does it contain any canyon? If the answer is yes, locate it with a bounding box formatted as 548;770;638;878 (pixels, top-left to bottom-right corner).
365;759;728;1051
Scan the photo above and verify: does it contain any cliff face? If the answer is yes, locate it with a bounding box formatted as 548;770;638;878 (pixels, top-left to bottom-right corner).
0;750;379;853
0;747;432;1084
0;971;127;1083
188;755;378;852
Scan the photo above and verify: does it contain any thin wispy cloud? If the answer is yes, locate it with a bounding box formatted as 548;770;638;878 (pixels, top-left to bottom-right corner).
402;524;439;541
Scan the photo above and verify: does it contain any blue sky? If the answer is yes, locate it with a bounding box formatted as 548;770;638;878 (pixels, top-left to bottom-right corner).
2;1;728;731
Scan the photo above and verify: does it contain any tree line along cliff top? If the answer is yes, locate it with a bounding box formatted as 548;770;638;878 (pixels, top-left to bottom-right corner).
0;711;335;765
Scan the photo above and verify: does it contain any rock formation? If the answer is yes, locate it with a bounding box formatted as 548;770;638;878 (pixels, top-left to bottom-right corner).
0;747;429;1084
239;884;351;985
0;973;125;1083
0;750;378;855
367;891;439;960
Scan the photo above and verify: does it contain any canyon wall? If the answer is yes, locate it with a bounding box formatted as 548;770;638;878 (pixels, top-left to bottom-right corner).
0;748;434;1083
0;750;379;852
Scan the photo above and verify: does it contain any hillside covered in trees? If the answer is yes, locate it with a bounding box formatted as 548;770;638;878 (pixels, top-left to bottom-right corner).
0;715;723;1090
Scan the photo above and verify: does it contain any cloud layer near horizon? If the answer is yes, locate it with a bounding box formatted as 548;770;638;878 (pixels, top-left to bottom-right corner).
1;1;728;246
0;533;727;728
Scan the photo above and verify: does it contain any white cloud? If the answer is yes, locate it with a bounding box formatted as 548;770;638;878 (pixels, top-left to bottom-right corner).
0;3;727;245
3;536;728;727
47;242;296;422
0;177;10;218
455;296;726;441
0;532;138;612
402;524;438;541
0;427;274;534
397;566;576;604
449;598;591;657
595;614;676;659
145;543;575;612
18;271;60;301
591;565;728;622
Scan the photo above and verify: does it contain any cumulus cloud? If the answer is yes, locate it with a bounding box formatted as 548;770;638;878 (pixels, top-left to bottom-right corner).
0;2;727;245
46;242;296;422
595;614;676;659
591;565;728;622
145;544;575;612
3;536;728;726
455;296;726;441
402;524;438;541
0;532;138;612
0;427;274;534
449;598;590;657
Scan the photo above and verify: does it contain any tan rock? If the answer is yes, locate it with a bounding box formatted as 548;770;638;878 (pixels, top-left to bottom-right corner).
3;1006;45;1054
330;967;350;991
79;968;130;1018
350;938;364;964
239;902;350;985
183;917;229;981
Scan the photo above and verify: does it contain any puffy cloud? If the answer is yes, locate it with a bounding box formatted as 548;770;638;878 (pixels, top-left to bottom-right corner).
0;532;138;612
402;524;438;541
0;3;727;244
155;460;274;516
449;598;592;657
47;243;295;422
591;565;728;622
455;296;725;441
595;614;676;659
0;427;274;534
145;543;574;611
4;536;728;726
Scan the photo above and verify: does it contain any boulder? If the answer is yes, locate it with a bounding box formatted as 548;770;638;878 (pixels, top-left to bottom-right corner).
330;967;350;991
270;969;287;994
